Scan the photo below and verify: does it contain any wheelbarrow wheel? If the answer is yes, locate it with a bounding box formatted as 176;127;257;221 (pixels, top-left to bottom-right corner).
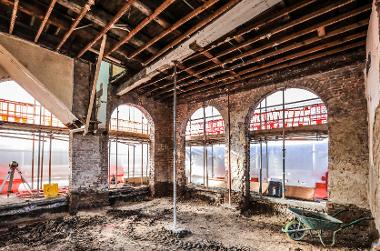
284;220;306;241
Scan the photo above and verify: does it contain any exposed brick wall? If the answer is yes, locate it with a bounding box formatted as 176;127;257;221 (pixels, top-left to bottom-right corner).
176;61;369;209
109;87;173;196
72;60;91;121
69;60;109;210
69;132;109;210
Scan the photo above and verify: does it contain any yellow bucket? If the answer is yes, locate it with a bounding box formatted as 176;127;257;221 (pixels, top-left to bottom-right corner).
43;183;59;198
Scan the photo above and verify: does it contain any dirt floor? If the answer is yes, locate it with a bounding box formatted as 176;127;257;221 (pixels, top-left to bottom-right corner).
0;198;372;251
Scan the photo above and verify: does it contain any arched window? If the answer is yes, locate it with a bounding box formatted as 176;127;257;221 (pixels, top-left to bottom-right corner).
0;81;69;196
249;88;328;202
185;106;225;188
109;104;152;187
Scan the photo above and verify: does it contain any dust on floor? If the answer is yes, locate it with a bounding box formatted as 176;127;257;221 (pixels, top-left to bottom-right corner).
0;198;372;251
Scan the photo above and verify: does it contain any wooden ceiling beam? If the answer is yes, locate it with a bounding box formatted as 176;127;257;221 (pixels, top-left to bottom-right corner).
184;0;317;63
56;0;157;55
132;0;179;35
9;0;19;34
143;0;241;66
148;5;369;96
170;33;366;99
56;0;94;51
176;20;368;90
177;62;210;85
34;0;57;42
105;0;176;58
181;0;358;74
1;0;68;31
179;41;365;101
129;0;219;59
77;0;137;58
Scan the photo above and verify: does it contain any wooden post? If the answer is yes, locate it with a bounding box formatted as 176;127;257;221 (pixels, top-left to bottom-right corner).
83;34;107;135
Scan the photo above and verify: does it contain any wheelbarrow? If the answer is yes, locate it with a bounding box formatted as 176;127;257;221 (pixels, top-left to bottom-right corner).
282;207;373;246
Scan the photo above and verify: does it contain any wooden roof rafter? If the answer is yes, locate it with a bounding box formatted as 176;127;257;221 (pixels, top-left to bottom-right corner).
56;0;94;51
149;5;370;98
34;0;57;42
76;0;137;58
137;0;370;100
8;0;18;34
105;0;176;58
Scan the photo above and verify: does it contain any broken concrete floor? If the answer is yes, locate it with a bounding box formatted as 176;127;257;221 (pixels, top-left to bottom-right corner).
0;198;372;251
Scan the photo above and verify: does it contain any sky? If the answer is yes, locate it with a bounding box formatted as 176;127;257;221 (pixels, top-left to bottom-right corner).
0;81;35;103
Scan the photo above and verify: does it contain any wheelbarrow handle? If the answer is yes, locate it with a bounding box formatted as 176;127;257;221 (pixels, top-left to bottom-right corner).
341;217;374;230
331;209;349;217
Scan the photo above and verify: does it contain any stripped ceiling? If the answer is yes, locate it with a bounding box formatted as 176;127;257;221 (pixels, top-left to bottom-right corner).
0;0;371;102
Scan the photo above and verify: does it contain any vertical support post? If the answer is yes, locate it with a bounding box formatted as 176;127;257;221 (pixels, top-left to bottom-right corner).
31;100;36;189
48;133;52;184
282;89;286;199
36;105;42;192
146;143;149;178
227;89;232;205
116;107;119;184
31;134;35;189
259;102;263;195
108;140;111;184
141;142;144;185
265;140;269;183
203;106;208;187
211;144;214;178
127;145;130;179
84;34;107;135
265;97;269;182
189;144;192;183
172;63;177;229
259;139;263;195
132;145;135;177
40;135;45;190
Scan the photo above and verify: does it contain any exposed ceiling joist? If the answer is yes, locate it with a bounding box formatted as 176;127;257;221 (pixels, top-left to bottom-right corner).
8;0;18;34
55;0;158;55
150;3;370;98
117;0;282;96
34;0;57;42
105;0;176;57
129;0;220;59
56;0;94;51
76;0;137;58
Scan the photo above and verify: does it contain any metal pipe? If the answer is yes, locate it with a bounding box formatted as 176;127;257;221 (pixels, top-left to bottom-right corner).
189;144;192;183
108;140;111;184
211;144;214;178
146;143;149;178
40;135;45;190
116;107;119;184
203;105;208;187
141;142;143;185
127;145;130;179
259;103;262;195
265;140;269;183
227;89;232;205
31;134;35;189
36;105;42;192
265;97;269;182
48;133;52;184
282;89;286;199
259;139;263;195
131;145;135;178
172;63;178;229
